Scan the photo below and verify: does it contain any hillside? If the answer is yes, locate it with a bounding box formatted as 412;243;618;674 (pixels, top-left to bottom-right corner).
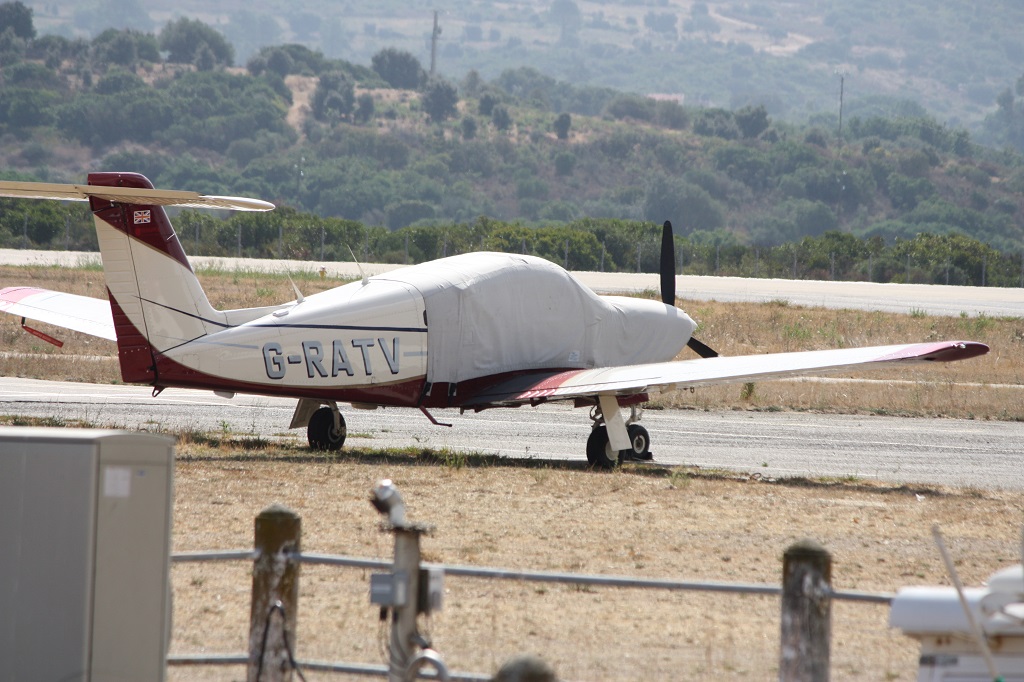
30;0;1024;134
0;8;1023;285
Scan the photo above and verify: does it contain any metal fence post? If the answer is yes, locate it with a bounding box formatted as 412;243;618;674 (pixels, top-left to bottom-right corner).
779;540;831;681
390;528;423;682
248;504;302;682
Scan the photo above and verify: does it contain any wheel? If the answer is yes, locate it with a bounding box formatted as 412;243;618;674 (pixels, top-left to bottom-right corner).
626;424;652;461
307;406;346;451
586;426;619;469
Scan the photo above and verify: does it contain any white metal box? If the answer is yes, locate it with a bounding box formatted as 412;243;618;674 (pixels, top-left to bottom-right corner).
0;428;174;682
890;564;1024;681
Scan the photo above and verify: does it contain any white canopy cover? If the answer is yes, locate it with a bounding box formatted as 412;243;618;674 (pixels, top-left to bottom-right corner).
378;252;693;385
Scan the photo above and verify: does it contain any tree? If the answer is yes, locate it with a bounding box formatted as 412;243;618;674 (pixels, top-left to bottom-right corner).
735;104;770;139
643;177;724;232
655;100;689;130
491;104;512;131
693;108;739;138
95;69;147;95
386;200;435;230
354;92;375;124
549;0;581;42
461;116;477;140
92;29;160;68
462;69;483;97
265;48;295;77
1;87;60;128
371;48;423;89
312;71;354;122
478;92;499;116
0;2;33;40
159;17;233;67
605;94;656;122
554;112;571;140
645;11;679;37
421;78;459;123
554;151;575;176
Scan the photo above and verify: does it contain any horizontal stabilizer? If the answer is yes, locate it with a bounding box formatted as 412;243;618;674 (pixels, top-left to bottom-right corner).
0;286;115;340
0;181;274;212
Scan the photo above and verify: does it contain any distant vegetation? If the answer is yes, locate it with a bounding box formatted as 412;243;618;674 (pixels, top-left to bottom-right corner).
0;2;1022;286
30;0;1024;131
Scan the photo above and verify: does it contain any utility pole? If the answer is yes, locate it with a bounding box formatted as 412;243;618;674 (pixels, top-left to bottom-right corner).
429;11;441;77
835;71;847;146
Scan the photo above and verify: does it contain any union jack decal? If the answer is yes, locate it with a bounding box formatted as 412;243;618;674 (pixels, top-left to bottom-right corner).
133;210;151;224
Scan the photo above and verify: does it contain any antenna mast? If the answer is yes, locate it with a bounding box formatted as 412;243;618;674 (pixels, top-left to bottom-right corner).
430;10;440;77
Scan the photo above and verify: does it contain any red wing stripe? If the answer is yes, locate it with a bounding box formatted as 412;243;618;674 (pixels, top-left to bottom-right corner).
0;286;48;306
873;341;989;363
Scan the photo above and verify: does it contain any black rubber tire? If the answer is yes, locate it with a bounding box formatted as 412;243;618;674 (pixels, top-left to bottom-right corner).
586;426;619;469
307;406;347;451
626;423;652;460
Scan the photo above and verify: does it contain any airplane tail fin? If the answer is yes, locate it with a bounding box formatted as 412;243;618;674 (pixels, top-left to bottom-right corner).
87;172;216;383
0;173;274;384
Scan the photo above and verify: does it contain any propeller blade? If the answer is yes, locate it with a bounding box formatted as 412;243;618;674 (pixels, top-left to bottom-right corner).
660;220;675;305
663;220;720;359
687;336;719;359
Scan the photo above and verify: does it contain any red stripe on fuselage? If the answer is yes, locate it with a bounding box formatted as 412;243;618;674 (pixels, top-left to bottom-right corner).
108;291;156;384
150;351;429;407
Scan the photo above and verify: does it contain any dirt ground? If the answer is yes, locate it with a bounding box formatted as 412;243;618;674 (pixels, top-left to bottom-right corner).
1;264;1018;678
167;450;1024;681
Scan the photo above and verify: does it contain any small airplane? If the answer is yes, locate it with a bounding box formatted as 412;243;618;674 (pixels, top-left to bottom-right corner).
0;173;989;467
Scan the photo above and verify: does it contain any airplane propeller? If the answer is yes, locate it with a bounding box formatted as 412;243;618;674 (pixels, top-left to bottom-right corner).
661;220;719;359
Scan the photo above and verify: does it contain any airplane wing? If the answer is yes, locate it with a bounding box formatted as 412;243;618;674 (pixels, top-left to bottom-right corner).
461;341;989;406
0;286;115;341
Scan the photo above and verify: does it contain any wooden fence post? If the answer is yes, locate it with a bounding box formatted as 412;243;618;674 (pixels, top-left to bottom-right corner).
779;540;832;681
247;505;302;682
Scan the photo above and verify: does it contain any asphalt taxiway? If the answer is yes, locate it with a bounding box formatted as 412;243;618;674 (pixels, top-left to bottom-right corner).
1;377;1020;491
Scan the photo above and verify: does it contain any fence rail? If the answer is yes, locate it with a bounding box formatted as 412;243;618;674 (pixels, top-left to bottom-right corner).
167;487;894;681
171;550;892;604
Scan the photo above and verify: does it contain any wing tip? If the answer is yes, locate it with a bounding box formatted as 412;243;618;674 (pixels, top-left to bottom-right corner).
878;340;990;363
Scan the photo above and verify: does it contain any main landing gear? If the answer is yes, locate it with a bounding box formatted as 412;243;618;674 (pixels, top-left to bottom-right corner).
307;403;347;451
586;400;652;469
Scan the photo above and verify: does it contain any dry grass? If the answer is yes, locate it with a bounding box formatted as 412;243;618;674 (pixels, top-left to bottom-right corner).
165;443;1024;681
2;262;1022;679
663;298;1023;421
0;264;1019;421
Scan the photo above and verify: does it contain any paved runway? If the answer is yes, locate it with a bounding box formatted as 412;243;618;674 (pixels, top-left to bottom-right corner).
2;377;1021;491
2;248;1020;317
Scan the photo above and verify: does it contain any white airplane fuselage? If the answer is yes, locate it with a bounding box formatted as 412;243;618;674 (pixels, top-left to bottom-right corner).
151;254;697;408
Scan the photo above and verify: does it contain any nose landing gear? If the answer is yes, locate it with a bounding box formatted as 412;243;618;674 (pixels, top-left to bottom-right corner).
586;403;651;469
